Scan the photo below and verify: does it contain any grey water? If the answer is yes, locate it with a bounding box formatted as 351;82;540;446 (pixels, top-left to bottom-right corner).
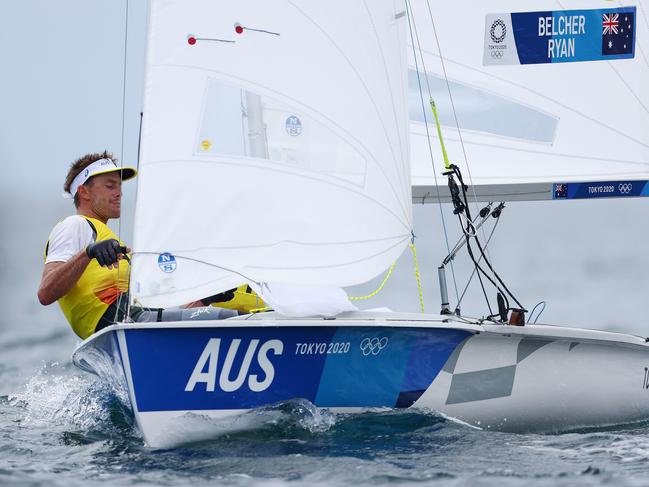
2;195;649;486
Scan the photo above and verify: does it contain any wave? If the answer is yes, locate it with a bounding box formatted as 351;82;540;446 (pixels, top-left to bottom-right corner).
8;361;136;444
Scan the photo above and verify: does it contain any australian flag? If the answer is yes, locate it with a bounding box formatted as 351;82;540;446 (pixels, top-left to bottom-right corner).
602;10;635;56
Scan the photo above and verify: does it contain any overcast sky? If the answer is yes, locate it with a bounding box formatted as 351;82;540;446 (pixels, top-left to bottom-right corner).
0;1;147;197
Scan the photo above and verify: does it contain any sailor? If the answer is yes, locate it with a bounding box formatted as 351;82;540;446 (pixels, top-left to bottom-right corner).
37;151;242;340
37;151;141;338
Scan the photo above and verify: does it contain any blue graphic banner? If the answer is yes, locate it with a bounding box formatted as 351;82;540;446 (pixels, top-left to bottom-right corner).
123;326;471;412
485;7;636;65
553;180;649;200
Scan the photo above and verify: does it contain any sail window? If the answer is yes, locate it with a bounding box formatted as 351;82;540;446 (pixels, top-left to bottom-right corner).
409;69;558;143
196;79;368;186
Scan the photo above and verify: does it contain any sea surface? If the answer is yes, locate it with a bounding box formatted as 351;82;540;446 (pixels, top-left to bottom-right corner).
2;198;649;486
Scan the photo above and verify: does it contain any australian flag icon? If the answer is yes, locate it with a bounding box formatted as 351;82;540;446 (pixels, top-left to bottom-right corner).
602;10;635;56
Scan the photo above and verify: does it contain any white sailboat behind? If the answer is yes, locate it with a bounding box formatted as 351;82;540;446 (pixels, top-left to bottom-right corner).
407;1;649;202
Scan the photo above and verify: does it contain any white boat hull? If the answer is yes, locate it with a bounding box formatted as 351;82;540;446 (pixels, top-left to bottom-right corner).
72;312;649;447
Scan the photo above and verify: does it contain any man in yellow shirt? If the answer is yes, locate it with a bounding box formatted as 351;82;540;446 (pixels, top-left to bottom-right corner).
38;151;254;340
38;151;138;339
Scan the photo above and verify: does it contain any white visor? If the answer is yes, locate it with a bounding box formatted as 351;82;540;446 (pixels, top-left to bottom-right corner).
66;158;137;198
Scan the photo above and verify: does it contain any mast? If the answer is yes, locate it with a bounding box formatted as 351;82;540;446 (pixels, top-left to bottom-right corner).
245;92;269;159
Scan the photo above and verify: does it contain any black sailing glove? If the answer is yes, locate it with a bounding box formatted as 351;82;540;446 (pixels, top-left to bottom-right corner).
86;239;126;267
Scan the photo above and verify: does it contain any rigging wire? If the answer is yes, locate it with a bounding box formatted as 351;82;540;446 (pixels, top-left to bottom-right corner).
418;1;529;315
422;2;488;217
119;0;130;167
404;0;460;306
528;301;547;324
443;203;491;265
114;0;130;324
454;210;495;315
408;0;493;313
124;111;144;323
130;252;262;287
452;165;525;311
422;0;500;292
456;210;501;309
125;251;263;316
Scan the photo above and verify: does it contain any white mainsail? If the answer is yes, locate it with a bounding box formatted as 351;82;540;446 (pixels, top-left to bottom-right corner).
131;0;411;309
407;1;649;202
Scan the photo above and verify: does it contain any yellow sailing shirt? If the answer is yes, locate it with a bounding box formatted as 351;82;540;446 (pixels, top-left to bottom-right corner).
210;284;265;313
44;216;129;339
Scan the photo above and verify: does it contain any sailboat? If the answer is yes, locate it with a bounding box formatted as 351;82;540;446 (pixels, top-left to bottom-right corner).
73;0;649;448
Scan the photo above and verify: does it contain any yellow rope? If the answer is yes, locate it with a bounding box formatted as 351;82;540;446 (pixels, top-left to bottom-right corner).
249;263;398;311
249;261;396;311
349;261;397;301
250;306;270;313
349;242;425;313
430;98;452;170
410;242;425;313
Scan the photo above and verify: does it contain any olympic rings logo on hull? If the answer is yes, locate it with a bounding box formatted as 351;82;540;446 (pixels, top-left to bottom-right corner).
360;337;388;356
619;183;633;194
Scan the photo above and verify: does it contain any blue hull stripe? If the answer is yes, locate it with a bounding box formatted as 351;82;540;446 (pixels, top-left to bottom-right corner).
123;326;471;413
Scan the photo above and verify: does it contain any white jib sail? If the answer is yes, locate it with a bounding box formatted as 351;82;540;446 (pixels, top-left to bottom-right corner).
131;0;411;309
407;1;649;202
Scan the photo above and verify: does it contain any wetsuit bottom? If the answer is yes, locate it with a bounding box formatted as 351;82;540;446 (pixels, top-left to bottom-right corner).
94;293;238;333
